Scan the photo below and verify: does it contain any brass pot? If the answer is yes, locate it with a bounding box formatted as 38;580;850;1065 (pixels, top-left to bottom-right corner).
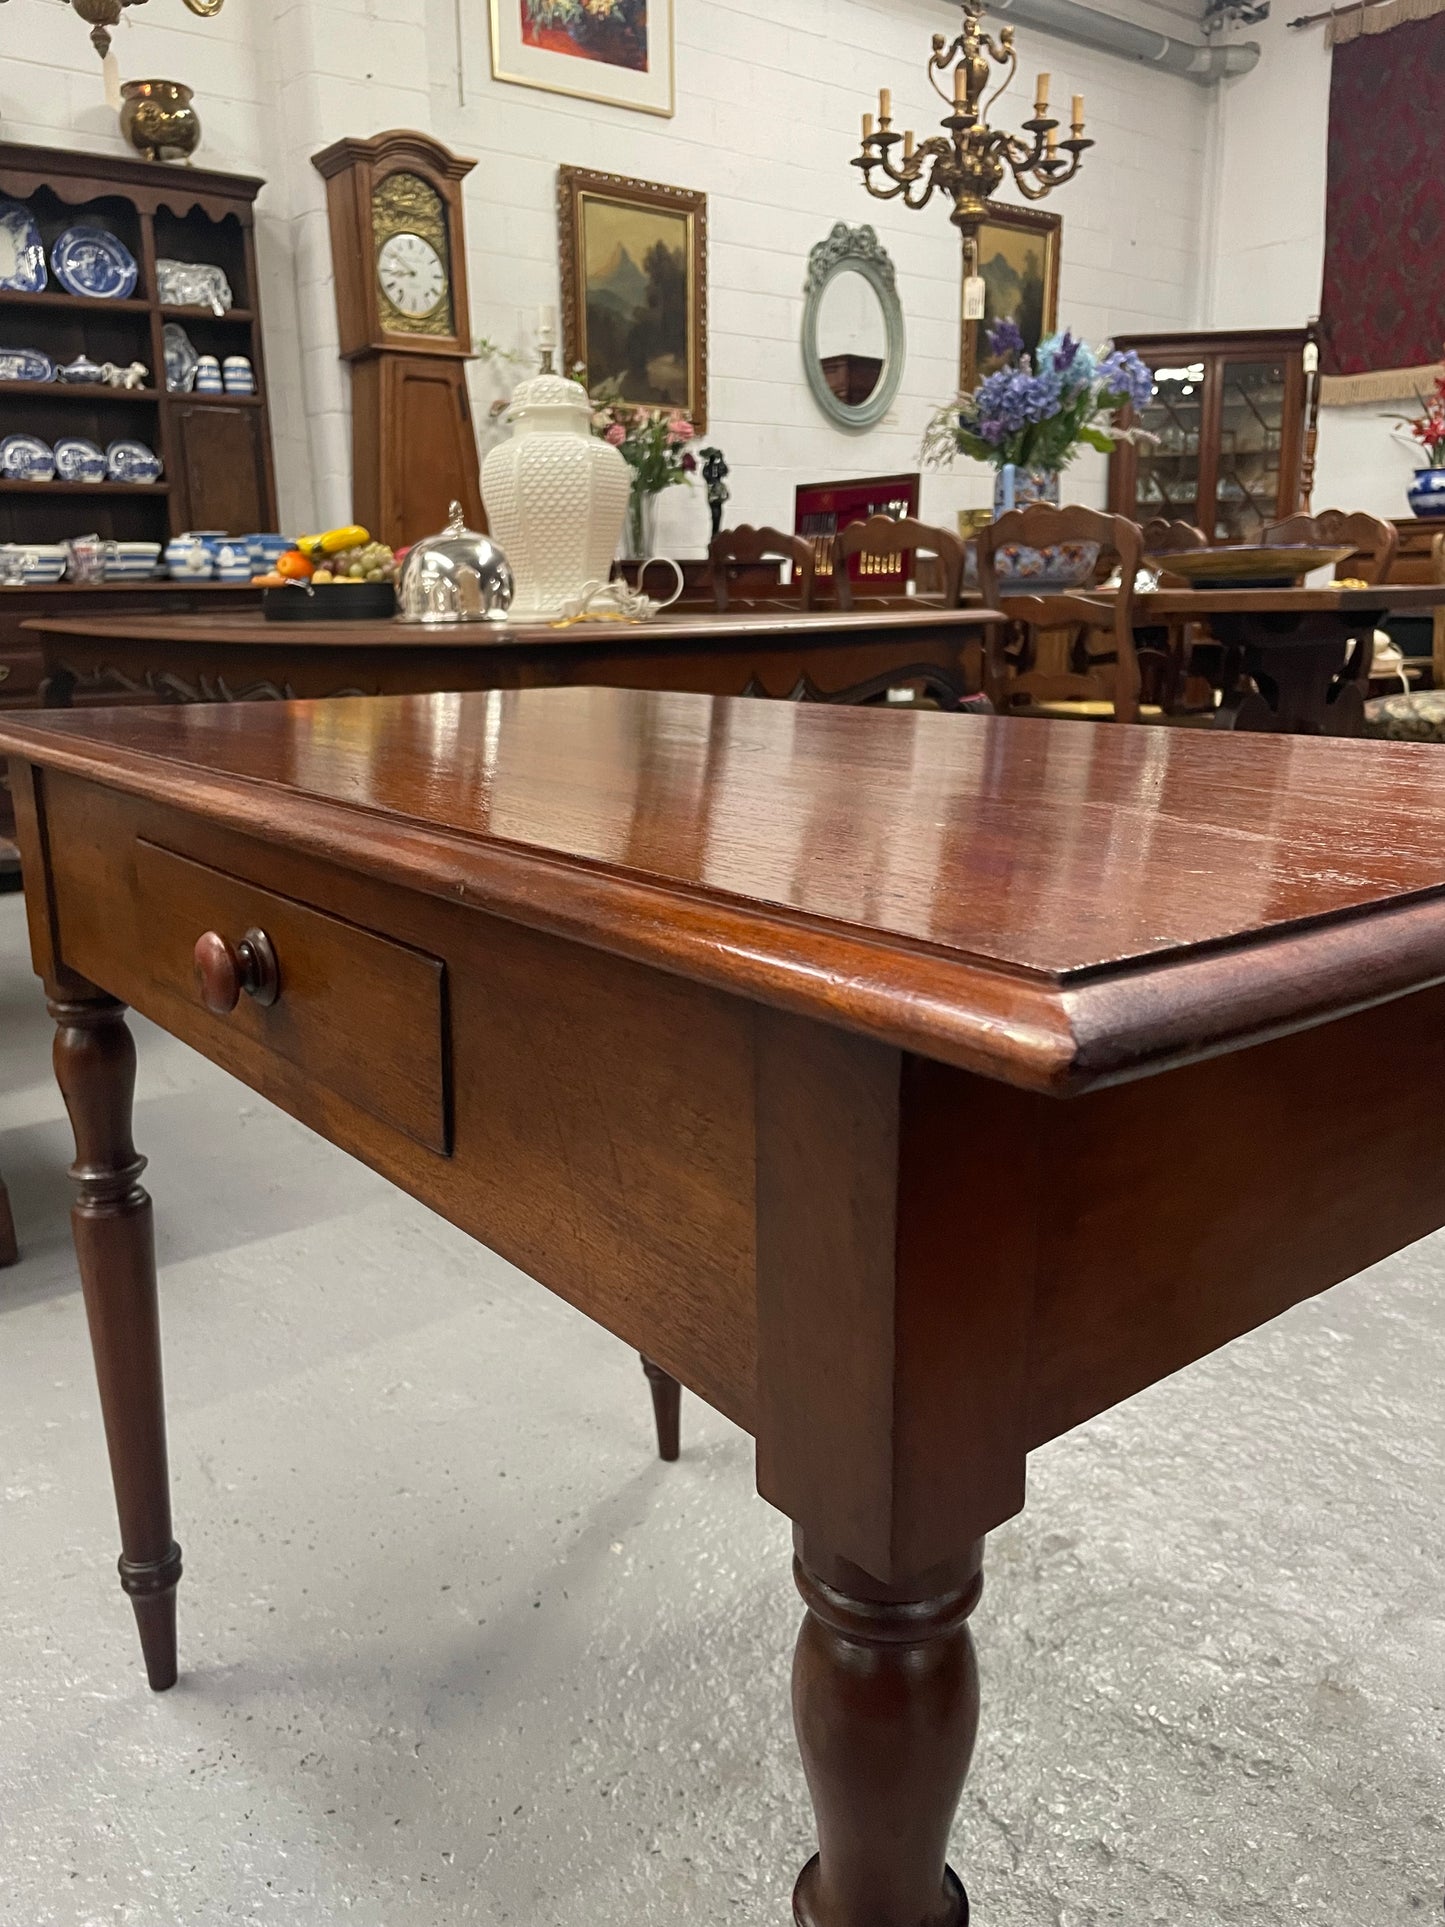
119;80;202;163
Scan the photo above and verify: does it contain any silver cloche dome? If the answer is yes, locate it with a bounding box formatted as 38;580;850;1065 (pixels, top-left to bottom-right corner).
397;501;514;625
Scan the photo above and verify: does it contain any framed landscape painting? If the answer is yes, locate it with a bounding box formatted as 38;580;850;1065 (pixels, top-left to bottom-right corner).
559;166;708;430
490;0;675;117
960;202;1061;392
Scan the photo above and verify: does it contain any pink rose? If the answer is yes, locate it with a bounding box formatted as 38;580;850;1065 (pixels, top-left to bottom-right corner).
668;418;695;443
604;423;627;446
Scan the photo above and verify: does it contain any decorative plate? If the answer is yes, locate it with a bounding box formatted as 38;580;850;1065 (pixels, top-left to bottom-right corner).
156;258;233;313
0;199;47;293
105;439;163;483
51;225;139;301
0;434;57;481
0;347;55;383
163;322;199;394
53;437;108;484
1144;543;1355;586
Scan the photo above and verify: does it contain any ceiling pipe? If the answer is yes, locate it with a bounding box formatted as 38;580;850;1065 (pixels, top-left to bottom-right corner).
987;0;1261;79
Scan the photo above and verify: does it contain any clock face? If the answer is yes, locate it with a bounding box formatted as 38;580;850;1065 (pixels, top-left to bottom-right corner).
377;231;447;321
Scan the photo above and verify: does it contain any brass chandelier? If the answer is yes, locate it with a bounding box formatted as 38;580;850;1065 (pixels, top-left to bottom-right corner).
853;0;1092;285
4;0;226;62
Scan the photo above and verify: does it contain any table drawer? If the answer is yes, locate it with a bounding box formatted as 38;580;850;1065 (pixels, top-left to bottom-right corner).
134;840;449;1154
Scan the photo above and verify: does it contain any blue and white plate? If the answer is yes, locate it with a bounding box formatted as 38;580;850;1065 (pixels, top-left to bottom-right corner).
0;434;56;481
53;437;108;484
52;225;139;301
162;322;199;394
0;199;47;293
0;347;54;383
105;438;163;483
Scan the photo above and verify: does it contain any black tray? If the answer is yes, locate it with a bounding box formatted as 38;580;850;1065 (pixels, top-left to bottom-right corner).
263;581;397;622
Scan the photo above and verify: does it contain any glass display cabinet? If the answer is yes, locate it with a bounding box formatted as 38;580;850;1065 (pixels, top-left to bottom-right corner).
1107;328;1320;541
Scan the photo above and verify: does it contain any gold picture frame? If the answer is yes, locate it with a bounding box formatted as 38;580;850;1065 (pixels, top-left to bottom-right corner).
490;0;675;118
558;166;708;431
960;202;1062;393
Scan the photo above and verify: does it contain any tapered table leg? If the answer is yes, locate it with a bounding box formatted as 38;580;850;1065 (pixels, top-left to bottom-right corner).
791;1537;984;1927
51;990;181;1692
0;1163;16;1267
640;1353;682;1462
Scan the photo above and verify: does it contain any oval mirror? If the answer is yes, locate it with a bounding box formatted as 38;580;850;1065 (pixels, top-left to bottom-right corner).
803;224;905;431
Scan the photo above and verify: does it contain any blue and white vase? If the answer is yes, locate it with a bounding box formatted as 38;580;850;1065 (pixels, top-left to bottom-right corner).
993;464;1061;516
1407;467;1445;519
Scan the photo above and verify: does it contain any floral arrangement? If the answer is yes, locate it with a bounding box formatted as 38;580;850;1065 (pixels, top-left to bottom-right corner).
591;395;698;497
923;320;1155;473
581;377;697;555
1385;360;1445;468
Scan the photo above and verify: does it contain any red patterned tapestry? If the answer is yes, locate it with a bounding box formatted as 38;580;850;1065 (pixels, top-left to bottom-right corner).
1319;10;1445;401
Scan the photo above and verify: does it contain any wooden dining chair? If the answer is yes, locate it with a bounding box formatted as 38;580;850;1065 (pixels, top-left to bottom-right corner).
1139;517;1213;714
977;505;1144;724
832;515;965;609
1263;509;1398;584
709;525;817;612
1141;517;1210;558
1258;511;1400;729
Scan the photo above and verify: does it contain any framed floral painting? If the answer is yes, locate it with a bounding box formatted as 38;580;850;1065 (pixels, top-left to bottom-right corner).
490;0;675;117
960;202;1061;392
559;166;708;430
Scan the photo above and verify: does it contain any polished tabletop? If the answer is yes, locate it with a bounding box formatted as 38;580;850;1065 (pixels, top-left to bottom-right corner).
24;603;1003;651
1123;582;1445;618
6;688;1445;1091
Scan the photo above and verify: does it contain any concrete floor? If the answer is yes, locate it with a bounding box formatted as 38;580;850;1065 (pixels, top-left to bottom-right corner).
1;887;1443;1927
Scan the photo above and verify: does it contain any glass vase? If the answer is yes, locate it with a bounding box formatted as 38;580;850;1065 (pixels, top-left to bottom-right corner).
627;485;662;558
993;465;1061;515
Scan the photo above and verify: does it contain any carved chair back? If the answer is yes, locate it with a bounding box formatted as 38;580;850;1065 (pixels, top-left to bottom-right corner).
977;505;1145;724
1141;518;1210;554
1263;510;1398;584
708;525;818;612
831;515;965;610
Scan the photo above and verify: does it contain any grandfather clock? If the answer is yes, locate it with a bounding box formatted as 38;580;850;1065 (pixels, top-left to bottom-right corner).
312;130;487;547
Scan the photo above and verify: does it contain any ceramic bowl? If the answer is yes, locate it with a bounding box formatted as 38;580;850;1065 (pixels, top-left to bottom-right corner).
964;541;1101;594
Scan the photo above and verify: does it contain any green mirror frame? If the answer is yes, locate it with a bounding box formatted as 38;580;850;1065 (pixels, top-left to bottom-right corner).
802;223;906;433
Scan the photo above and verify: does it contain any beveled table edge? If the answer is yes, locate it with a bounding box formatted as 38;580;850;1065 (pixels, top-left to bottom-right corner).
20;605;1010;650
8;719;1445;1096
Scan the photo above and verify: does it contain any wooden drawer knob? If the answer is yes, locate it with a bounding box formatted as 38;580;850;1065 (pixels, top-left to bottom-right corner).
193;927;280;1014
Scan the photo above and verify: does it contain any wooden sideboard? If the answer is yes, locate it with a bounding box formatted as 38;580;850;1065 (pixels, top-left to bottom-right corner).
0;584;262;872
0;142;280;547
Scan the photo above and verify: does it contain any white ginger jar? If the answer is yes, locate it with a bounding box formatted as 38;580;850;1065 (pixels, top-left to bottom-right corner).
481;371;632;620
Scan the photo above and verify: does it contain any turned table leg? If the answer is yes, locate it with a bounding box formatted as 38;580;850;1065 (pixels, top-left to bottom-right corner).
51;990;181;1691
639;1353;682;1461
791;1537;983;1927
0;1163;16;1267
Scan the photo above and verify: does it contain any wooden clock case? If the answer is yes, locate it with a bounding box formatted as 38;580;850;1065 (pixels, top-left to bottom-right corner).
312;130;487;547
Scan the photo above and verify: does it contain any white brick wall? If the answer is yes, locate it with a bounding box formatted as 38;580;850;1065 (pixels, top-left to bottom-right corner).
2;0;1215;540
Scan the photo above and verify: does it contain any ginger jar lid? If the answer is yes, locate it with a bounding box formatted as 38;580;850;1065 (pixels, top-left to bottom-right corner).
506;371;593;423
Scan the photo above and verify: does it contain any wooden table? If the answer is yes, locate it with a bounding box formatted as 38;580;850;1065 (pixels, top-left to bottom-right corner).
0;584;262;872
25;605;1000;712
1121;582;1445;734
7;692;1445;1922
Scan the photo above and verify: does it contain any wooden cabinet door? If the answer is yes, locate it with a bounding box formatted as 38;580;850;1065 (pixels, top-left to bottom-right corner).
171;404;274;535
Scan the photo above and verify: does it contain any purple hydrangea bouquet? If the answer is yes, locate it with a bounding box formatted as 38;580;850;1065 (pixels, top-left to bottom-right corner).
923;320;1154;480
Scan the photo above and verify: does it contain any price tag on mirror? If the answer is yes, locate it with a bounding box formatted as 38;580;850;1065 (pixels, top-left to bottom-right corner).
963;276;986;321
